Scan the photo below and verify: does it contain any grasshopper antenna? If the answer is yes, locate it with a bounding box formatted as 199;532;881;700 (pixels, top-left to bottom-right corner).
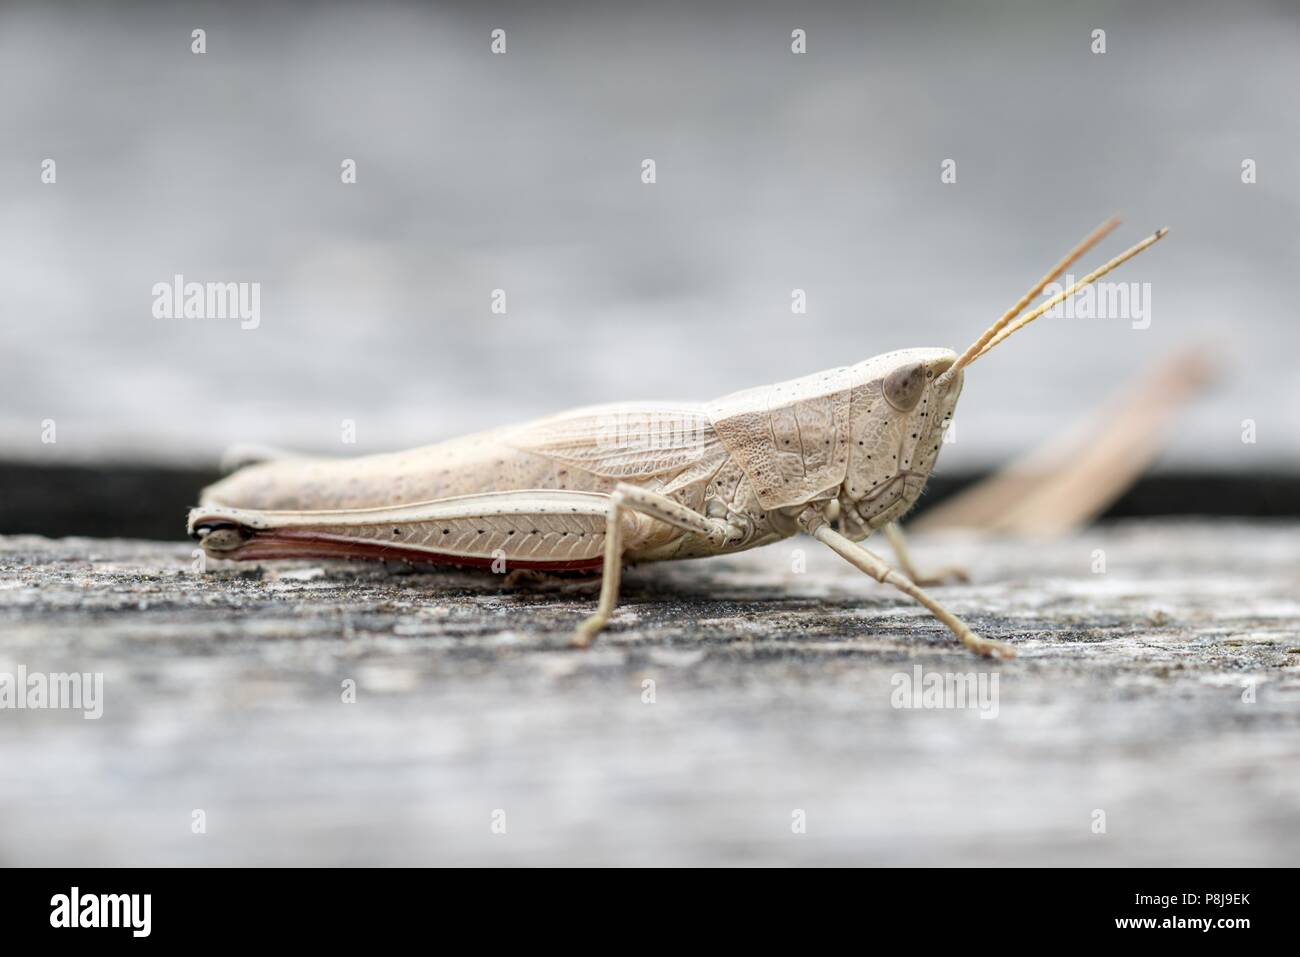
939;217;1121;385
939;224;1168;383
973;227;1168;360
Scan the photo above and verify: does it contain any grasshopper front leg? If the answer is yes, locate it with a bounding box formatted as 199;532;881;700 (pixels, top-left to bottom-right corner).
572;483;737;648
809;518;1014;659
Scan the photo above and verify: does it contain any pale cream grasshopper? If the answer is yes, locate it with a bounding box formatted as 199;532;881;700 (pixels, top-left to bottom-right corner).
189;220;1165;657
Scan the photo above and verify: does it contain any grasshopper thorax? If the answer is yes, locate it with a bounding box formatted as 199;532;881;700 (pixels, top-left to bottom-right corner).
703;347;960;541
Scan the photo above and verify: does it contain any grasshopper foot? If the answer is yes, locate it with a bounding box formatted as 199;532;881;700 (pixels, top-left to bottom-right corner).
911;565;970;587
960;630;1016;660
569;614;607;649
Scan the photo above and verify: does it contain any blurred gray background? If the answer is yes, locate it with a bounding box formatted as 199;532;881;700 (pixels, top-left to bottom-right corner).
2;1;1299;873
2;0;1297;471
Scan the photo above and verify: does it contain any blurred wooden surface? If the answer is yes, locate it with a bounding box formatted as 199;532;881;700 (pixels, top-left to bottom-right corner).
1;521;1298;866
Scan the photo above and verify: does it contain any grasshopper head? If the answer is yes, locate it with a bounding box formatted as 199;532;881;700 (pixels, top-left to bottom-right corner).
830;222;1170;540
834;348;961;540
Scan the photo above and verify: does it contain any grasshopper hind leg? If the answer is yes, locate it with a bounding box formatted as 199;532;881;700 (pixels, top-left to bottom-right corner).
571;483;736;648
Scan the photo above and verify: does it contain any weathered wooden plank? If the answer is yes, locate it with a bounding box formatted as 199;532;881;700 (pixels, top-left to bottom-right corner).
0;522;1297;865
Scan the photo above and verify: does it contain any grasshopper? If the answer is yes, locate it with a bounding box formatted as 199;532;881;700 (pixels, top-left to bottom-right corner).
188;220;1166;657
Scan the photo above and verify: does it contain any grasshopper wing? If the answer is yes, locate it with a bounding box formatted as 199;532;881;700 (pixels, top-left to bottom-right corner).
202;403;732;513
504;402;728;486
504;403;733;496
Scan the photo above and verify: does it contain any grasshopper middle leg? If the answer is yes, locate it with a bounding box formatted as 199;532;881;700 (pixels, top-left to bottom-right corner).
883;522;969;586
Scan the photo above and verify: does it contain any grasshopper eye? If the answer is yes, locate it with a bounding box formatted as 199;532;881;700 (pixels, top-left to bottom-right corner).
883;362;926;411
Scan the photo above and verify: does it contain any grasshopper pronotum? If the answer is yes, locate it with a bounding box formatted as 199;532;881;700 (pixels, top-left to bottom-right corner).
188;220;1166;657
